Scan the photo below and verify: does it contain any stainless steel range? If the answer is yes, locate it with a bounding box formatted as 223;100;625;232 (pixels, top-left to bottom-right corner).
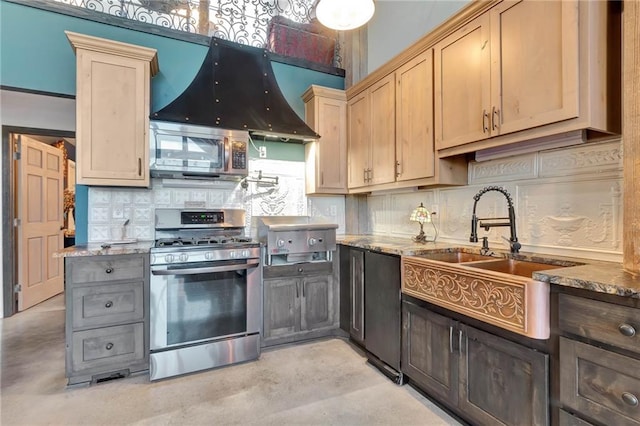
149;208;261;381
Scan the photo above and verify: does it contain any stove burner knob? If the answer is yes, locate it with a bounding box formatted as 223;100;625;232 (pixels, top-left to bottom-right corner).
308;237;317;246
277;239;285;248
164;254;175;263
179;253;189;262
205;252;213;260
241;250;250;258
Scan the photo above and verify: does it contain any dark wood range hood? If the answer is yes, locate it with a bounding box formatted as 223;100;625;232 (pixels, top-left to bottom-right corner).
151;37;319;142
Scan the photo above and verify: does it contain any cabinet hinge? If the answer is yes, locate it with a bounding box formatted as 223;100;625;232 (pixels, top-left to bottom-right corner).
13;218;20;227
14;283;21;293
13;151;20;160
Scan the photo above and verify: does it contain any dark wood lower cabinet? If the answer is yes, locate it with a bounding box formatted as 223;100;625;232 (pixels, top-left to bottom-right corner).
402;299;550;426
460;325;549;426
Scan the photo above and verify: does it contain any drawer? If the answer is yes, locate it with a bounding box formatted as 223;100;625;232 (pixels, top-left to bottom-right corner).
559;410;594;426
559;294;640;355
560;337;640;426
67;255;145;284
70;323;144;373
263;261;333;279
71;282;144;328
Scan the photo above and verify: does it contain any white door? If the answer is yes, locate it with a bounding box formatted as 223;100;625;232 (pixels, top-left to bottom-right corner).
17;135;64;311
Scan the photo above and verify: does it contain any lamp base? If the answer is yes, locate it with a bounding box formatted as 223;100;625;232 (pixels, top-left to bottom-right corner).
413;230;428;244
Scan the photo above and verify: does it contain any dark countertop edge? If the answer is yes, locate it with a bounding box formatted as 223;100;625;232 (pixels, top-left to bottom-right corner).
338;234;640;299
55;241;154;258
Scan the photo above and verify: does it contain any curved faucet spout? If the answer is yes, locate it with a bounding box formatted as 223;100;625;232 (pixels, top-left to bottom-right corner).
469;186;520;253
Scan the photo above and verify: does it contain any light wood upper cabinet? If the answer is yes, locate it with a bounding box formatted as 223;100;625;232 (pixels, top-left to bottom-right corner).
347;92;369;189
434;13;491;150
303;86;348;195
66;31;158;187
434;0;618;155
346;76;397;190
491;0;579;135
396;50;435;181
368;74;397;186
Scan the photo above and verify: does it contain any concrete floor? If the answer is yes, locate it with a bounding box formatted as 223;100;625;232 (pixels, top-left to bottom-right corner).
1;294;462;425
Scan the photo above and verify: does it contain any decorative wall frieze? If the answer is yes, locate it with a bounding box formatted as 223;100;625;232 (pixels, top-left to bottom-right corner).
538;138;623;177
469;153;538;184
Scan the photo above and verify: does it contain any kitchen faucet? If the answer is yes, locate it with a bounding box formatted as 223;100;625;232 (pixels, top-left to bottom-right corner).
470;186;521;253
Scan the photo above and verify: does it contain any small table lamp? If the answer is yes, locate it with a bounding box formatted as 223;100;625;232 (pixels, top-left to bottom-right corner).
410;203;438;243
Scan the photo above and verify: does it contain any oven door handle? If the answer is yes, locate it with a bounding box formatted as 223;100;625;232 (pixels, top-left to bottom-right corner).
151;261;260;276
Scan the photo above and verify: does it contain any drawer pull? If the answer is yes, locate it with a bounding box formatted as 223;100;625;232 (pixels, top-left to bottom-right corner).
622;392;639;407
618;323;636;337
105;268;113;274
105;343;114;351
105;301;113;308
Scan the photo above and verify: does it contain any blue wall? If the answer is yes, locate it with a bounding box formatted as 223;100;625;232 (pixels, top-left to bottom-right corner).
0;0;344;244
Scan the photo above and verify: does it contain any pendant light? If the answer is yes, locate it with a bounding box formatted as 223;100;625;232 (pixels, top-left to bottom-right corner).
316;0;375;31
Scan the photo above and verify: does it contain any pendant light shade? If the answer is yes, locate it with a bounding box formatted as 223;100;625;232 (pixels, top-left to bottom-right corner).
316;0;375;31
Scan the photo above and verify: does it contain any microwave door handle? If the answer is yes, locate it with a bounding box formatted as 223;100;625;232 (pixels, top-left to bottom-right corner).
224;137;230;171
151;261;260;276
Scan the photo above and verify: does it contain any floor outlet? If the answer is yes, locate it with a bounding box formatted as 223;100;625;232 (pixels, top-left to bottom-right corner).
259;146;267;158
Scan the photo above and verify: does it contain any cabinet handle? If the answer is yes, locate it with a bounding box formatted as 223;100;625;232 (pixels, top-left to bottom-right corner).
302;281;306;298
105;342;114;351
363;168;367;182
492;107;500;131
619;323;636;337
105;268;113;274
458;329;463;355
296;282;299;298
105;301;113;308
622;392;639;407
396;161;401;177
320;171;324;185
482;110;489;133
368;168;373;182
138;158;142;176
449;326;454;353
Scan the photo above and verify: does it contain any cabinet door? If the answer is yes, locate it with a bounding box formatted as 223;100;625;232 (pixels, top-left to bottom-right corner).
347;92;370;189
460;325;549;426
349;249;365;343
76;50;150;186
316;97;348;192
300;275;333;331
402;301;458;405
368;74;397;185
491;0;579;136
396;50;435;181
434;13;491;150
263;277;300;339
364;251;401;370
560;337;640;426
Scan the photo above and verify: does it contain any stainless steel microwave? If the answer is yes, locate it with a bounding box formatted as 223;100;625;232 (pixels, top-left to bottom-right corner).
149;120;249;180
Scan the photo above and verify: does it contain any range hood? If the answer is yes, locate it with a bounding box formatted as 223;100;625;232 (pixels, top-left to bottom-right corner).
151;37;319;142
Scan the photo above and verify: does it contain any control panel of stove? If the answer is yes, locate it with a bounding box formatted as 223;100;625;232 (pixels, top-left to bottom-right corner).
150;246;261;265
181;211;224;225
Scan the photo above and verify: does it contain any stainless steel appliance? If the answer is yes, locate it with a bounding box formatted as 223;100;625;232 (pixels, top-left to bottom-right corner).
254;216;340;347
149;208;261;381
254;216;338;266
150;120;249;180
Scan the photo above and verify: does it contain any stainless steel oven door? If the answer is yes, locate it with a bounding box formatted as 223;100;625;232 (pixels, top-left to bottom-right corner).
150;258;261;351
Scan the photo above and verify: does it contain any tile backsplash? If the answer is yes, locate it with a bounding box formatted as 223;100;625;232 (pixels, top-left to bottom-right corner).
361;138;623;262
87;158;346;242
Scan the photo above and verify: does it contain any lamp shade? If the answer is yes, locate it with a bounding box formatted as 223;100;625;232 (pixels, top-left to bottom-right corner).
316;0;375;31
409;203;431;224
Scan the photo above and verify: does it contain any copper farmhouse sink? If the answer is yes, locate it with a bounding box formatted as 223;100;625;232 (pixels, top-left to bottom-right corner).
402;252;573;339
465;258;565;277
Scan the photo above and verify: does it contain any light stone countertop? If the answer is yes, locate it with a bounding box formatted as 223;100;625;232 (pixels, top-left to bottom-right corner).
55;240;154;258
338;234;640;299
